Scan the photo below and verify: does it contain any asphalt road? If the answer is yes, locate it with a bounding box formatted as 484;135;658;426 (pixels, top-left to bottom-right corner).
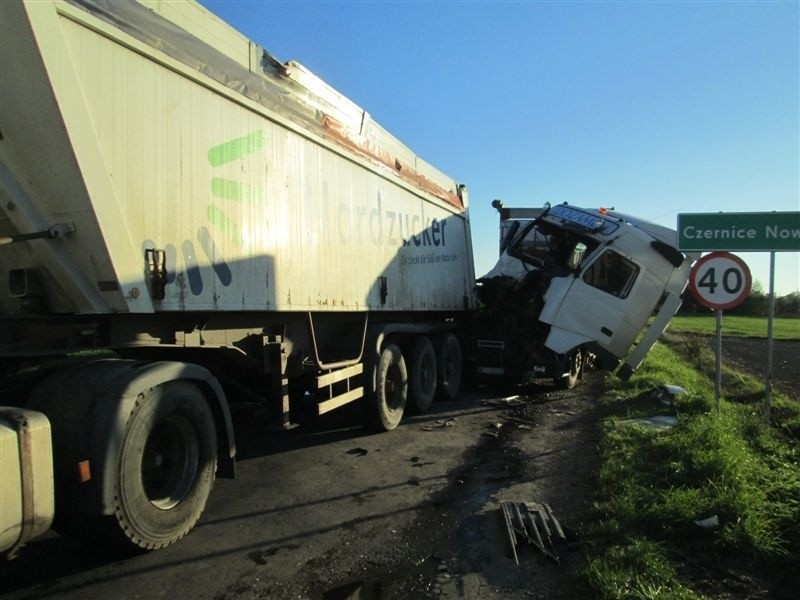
1;379;603;600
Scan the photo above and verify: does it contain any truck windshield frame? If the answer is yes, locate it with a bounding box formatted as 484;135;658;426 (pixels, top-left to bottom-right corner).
507;220;597;273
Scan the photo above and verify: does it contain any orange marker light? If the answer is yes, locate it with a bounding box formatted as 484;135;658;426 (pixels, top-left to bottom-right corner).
78;460;92;483
598;207;608;215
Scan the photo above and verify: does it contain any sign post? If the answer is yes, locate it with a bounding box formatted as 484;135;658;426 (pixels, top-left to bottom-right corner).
679;212;799;422
688;252;752;409
765;253;775;423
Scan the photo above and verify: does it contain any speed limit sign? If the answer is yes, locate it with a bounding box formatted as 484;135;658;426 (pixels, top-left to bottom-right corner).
689;252;752;310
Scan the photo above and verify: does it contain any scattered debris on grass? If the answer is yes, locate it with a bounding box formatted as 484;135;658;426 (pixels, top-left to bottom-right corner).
618;415;678;430
694;515;720;529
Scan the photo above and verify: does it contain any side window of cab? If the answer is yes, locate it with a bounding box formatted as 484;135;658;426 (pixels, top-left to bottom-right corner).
582;250;638;298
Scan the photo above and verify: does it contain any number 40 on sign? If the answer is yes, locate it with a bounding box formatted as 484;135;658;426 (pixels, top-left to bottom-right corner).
689;252;752;311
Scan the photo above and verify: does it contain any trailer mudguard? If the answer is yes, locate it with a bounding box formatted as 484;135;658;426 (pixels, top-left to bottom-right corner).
25;359;235;516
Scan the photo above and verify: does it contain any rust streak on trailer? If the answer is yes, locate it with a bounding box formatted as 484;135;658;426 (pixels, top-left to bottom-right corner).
321;114;464;210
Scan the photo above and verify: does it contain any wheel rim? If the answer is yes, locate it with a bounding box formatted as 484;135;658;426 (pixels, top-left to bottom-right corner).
420;353;435;394
142;415;200;510
385;362;404;412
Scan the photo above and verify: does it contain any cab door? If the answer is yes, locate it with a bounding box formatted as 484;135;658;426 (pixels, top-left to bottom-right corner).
543;248;642;358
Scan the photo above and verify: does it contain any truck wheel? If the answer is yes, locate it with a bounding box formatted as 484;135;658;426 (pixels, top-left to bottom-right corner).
407;336;437;414
435;333;463;401
368;343;407;431
556;349;583;390
114;381;217;549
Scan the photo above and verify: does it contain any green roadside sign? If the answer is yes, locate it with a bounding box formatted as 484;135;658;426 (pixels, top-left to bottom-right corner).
677;212;800;252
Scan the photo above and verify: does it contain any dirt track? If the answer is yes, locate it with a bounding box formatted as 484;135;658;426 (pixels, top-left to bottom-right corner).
667;333;800;401
716;336;800;400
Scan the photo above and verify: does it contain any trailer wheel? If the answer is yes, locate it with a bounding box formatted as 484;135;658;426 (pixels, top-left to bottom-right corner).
407;336;437;414
114;381;217;550
435;333;463;401
556;349;583;390
368;343;408;431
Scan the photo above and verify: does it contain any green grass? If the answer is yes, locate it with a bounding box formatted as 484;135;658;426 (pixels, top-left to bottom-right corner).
583;342;800;598
669;315;800;339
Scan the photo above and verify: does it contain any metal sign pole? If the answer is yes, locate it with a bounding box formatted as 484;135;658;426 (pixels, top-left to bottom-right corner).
765;251;775;424
715;309;722;410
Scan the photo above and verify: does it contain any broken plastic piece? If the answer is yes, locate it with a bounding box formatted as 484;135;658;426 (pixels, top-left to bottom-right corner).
655;384;686;400
694;515;719;529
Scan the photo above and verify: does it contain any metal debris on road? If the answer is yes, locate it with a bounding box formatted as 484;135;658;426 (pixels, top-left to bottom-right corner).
481;421;506;438
420;418;457;431
481;396;528;408
499;500;566;565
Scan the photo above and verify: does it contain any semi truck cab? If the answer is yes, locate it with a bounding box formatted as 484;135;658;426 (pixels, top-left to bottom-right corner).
474;202;696;387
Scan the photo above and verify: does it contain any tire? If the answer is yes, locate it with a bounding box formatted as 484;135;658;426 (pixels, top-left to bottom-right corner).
556;349;582;390
407;336;437;414
435;333;463;402
113;381;217;549
367;343;408;431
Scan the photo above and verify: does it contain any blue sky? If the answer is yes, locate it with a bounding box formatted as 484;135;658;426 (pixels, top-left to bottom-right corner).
200;0;799;295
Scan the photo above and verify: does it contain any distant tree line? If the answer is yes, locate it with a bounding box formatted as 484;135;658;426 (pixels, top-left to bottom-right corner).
679;283;800;317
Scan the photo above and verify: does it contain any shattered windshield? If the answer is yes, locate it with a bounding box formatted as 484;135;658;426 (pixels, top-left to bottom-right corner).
508;221;596;273
512;223;552;263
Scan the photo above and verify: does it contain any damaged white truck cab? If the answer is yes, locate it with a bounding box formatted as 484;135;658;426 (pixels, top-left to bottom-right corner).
473;202;697;388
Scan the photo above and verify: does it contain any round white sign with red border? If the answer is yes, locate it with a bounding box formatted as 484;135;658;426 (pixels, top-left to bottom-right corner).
689;252;752;310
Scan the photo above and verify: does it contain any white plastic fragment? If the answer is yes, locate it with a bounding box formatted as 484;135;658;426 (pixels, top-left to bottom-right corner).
694;515;720;529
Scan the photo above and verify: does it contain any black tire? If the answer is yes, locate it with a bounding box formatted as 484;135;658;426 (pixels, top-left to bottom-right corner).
367;343;408;431
556;349;582;390
435;333;463;401
407;336;437;414
113;381;217;549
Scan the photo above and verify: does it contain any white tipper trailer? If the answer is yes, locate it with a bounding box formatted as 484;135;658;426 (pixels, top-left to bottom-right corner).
0;0;696;556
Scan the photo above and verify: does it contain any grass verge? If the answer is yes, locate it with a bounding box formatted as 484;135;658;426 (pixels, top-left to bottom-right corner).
583;341;800;599
669;315;800;339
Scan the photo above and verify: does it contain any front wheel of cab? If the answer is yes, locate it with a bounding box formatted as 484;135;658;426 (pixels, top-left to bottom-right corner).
113;381;217;550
